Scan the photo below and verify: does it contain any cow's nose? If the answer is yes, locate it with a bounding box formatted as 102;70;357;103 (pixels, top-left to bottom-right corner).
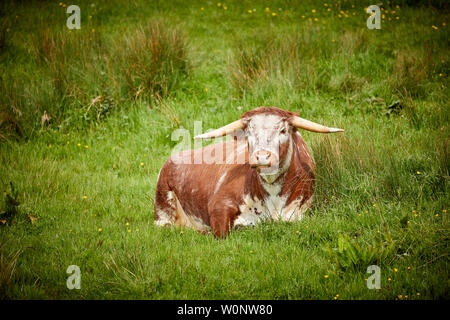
250;150;272;167
256;151;271;162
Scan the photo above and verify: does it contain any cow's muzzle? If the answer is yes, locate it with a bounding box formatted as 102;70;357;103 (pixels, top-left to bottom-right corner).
250;150;276;169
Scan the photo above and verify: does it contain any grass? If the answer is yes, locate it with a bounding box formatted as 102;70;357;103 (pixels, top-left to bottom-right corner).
0;0;449;299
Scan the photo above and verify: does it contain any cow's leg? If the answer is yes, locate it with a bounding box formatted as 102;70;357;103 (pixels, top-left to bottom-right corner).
154;191;176;227
209;200;239;238
209;212;232;238
154;168;176;226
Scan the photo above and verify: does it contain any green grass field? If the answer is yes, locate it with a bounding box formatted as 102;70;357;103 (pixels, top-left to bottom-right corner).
0;0;449;299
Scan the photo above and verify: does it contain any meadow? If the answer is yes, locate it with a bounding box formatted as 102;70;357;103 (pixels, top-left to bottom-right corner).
0;0;448;299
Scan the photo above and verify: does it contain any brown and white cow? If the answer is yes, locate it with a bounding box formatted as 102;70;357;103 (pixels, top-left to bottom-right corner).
154;107;343;237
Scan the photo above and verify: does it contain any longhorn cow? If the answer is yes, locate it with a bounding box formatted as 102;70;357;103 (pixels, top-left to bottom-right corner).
154;107;344;237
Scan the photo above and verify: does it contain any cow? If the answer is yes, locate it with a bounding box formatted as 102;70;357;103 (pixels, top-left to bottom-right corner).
154;107;344;237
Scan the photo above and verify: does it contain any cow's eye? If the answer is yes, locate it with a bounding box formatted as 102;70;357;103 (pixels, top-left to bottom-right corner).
280;128;287;134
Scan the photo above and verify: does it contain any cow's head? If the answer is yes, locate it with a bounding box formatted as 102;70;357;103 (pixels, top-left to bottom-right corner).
194;107;343;179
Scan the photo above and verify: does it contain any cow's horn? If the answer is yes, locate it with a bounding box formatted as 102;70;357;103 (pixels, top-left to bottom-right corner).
290;116;344;133
194;119;245;139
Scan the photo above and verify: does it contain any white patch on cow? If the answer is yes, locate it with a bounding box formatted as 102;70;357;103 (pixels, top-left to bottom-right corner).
214;172;227;194
261;181;282;195
265;194;288;220
279;196;308;221
235;193;288;226
154;191;176;226
234;193;313;228
154;209;173;226
235;194;269;227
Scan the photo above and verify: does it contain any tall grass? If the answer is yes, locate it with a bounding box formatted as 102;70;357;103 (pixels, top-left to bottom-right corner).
119;21;189;100
0;19;189;141
229;28;369;95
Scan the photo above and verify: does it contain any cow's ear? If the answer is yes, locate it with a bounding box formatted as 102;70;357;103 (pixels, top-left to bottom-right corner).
240;117;250;127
